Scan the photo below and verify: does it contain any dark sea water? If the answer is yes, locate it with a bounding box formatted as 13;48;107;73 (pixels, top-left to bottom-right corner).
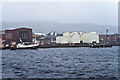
2;47;118;78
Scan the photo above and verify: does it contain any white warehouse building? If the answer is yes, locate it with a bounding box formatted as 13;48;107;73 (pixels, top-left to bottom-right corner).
80;32;99;43
56;32;99;44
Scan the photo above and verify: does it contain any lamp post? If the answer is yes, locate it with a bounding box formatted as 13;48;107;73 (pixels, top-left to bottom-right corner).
106;29;108;43
35;34;37;43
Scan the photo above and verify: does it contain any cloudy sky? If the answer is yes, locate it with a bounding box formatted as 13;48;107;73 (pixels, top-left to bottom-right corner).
2;2;118;26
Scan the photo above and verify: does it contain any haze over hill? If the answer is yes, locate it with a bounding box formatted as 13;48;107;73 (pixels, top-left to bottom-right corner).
2;21;118;34
2;2;117;34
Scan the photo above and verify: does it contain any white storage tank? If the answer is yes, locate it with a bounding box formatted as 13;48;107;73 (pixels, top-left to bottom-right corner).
79;32;84;43
56;36;68;44
66;36;71;43
81;32;99;43
81;33;89;43
71;32;80;43
57;32;99;44
63;32;71;37
87;32;99;43
56;36;61;43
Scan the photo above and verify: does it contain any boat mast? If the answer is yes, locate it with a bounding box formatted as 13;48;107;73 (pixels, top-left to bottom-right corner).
35;33;36;43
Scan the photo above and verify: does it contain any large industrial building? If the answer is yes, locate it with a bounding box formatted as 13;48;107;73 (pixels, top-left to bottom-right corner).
5;27;32;44
56;32;99;44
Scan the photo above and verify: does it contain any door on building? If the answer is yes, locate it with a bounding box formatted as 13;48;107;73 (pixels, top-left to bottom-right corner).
80;41;83;43
19;31;30;42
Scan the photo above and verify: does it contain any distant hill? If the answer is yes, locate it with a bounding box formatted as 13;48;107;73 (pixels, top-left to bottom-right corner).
2;21;118;34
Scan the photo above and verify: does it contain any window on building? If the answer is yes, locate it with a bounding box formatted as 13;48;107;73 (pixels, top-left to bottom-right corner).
5;33;12;39
19;31;29;42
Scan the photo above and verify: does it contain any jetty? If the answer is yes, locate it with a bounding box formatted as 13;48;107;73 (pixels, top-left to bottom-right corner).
0;43;116;50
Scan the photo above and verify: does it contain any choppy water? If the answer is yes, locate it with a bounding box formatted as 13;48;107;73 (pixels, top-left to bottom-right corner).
2;47;118;78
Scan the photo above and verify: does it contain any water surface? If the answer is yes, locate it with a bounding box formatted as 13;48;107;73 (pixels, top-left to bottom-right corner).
2;47;118;78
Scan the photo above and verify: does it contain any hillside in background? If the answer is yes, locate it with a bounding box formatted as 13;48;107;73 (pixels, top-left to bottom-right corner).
2;21;118;34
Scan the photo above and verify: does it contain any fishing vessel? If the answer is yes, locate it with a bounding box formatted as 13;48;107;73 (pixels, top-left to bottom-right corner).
10;42;39;50
10;38;39;50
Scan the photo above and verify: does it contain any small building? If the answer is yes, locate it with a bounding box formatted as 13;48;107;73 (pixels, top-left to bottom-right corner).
0;30;5;45
117;36;120;42
46;32;58;43
38;37;51;44
0;34;5;40
0;30;5;47
32;33;45;43
5;27;32;44
0;30;5;40
99;34;118;43
0;39;3;48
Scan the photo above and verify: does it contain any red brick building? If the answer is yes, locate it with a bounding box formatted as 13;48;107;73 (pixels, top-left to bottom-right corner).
0;30;5;40
5;27;32;44
0;34;5;40
99;34;118;43
32;34;43;38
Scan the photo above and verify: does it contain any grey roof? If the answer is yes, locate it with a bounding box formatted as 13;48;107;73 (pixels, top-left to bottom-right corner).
39;37;50;40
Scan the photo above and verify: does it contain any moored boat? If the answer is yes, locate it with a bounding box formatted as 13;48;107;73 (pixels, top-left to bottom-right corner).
10;42;39;50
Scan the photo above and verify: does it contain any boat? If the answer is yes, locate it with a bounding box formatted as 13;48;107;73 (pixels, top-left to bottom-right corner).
4;44;10;49
90;43;112;48
10;42;39;50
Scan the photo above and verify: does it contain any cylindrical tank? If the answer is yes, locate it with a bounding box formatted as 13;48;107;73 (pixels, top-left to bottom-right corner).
56;36;61;43
87;32;99;43
71;32;80;43
56;36;68;43
63;32;71;37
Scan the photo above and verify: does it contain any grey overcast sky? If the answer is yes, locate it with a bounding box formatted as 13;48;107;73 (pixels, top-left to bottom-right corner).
2;2;118;26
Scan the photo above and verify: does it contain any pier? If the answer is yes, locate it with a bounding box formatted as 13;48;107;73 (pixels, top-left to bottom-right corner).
38;44;113;48
1;43;117;50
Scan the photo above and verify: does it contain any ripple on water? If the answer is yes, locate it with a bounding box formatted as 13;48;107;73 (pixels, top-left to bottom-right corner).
2;47;118;78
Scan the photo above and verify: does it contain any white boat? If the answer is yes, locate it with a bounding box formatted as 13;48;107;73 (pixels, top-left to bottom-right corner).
10;42;39;50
